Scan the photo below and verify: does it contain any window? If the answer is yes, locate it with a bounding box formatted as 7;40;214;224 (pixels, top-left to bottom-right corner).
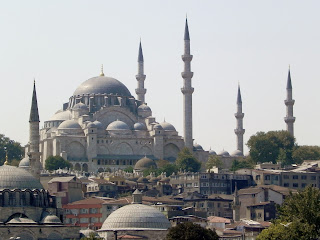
301;183;307;188
194;182;198;187
311;176;316;180
266;212;270;218
80;218;89;223
283;175;289;179
258;213;262;218
265;175;270;180
186;183;192;188
301;175;307;180
256;175;260;180
293;183;299;188
90;208;97;214
293;175;299;180
81;208;89;214
284;183;289;187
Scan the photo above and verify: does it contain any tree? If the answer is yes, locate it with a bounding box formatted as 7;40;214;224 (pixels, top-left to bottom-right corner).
123;166;133;173
166;222;219;240
45;155;72;171
247;131;295;164
206;155;223;170
176;147;201;172
230;158;254;171
0;134;23;165
257;186;320;239
80;232;103;240
292;145;320;164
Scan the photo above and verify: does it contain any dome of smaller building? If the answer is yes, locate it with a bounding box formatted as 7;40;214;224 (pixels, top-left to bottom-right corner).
80;228;98;237
160;121;176;131
231;150;243;157
58;120;82;129
49;110;72;121
193;143;204;151
137;104;151;112
107;120;130;131
93;120;103;129
209;150;217;155
153;124;163;130
87;122;96;128
135;157;157;170
41;214;62;224
137;177;149;183
134;122;147;131
73;102;88;110
19;157;30;168
218;150;230;157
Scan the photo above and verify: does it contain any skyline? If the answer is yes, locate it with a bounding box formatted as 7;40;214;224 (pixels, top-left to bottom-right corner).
1;1;320;155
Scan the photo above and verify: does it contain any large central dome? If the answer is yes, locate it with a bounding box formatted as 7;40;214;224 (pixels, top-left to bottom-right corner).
0;165;43;190
73;75;132;97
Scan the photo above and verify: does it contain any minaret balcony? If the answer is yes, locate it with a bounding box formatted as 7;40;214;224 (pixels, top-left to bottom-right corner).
234;113;244;118
284;116;296;123
181;87;194;94
284;99;295;106
135;74;146;81
181;72;194;79
135;88;147;94
181;55;193;61
234;129;245;134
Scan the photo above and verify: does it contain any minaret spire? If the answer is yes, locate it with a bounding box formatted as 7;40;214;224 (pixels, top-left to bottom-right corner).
181;17;194;150
234;85;245;154
28;80;42;179
135;40;147;103
284;67;295;136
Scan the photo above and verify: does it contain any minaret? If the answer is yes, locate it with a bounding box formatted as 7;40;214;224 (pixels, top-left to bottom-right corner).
233;183;240;221
234;85;245;154
181;18;194;150
28;80;42;179
284;67;295;136
135;40;147;103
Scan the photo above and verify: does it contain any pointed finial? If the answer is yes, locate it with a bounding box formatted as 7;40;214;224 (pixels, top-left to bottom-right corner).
287;66;292;89
100;64;105;76
138;40;144;62
184;17;190;40
237;84;242;104
289;64;290;70
4;147;8;165
29;80;40;122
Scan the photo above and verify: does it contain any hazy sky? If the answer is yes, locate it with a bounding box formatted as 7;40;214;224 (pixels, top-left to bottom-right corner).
1;1;320;155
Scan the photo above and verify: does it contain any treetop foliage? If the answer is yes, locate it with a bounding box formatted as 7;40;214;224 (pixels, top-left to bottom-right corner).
176;147;201;172
206;155;223;169
0;134;23;165
166;222;219;240
45;155;72;171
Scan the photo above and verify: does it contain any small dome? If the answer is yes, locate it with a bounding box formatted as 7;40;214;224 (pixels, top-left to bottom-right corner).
73;76;132;97
135;157;157;170
41;214;62;224
218;150;230;157
107;120;130;131
134;122;147;131
73;102;88;110
87;122;96;128
101;204;171;231
49;110;71;121
19;157;30;168
137;177;149;183
153;124;163;130
231;150;243;157
137;104;151;112
193;143;204;151
209;150;217;155
0;165;43;190
160;122;176;131
80;228;98;237
58;120;82;129
93;120;103;129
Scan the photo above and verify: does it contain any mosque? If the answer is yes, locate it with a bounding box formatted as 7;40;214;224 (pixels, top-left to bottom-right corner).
23;19;295;173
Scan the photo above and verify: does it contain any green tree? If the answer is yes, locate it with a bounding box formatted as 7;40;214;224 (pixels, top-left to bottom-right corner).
247;130;295;164
123;166;133;173
206;155;223;169
176;147;201;172
166;222;219;240
80;232;103;240
0;134;23;165
257;186;320;239
45;155;72;171
292;145;320;164
230;158;254;171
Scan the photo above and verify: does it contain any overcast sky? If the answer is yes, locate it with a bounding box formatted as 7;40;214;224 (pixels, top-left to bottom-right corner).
1;1;320;155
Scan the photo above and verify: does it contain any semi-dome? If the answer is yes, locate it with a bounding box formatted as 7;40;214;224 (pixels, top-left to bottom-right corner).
134;122;147;131
160;122;176;131
87;122;96;128
93;120;103;129
101;204;171;231
80;228;98;237
58;120;82;129
107;120;130;131
218;150;230;157
231;150;243;157
49;110;71;121
41;214;62;224
137;104;151;112
19;157;30;168
0;165;43;190
135;157;157;170
209;150;217;155
73;102;88;110
153;124;163;130
73;76;132;97
193;143;204;151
